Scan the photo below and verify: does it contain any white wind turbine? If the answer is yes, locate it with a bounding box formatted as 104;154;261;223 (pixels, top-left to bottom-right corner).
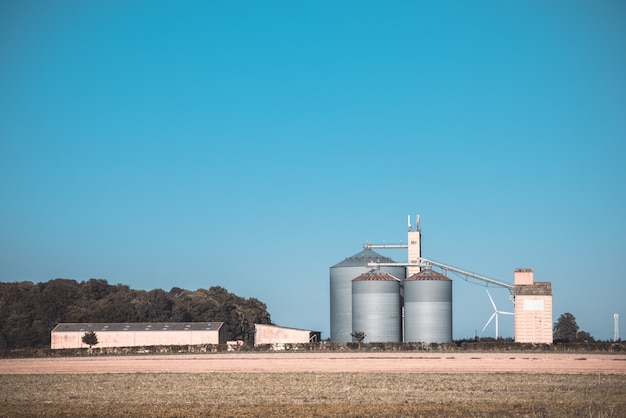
481;289;513;339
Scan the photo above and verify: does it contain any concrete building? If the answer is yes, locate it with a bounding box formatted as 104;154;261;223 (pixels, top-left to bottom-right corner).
51;322;226;349
514;268;553;344
254;324;321;347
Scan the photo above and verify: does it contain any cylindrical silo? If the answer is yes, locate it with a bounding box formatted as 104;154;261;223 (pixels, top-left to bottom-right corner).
330;249;405;342
404;268;452;343
352;269;402;343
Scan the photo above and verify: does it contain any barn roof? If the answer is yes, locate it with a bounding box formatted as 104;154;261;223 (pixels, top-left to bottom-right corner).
515;282;552;296
51;322;224;332
254;323;320;333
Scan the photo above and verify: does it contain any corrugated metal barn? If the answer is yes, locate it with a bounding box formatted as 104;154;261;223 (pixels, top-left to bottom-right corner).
51;322;227;349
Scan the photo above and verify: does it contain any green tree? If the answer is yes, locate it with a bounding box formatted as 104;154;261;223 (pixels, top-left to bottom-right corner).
82;331;98;348
351;331;366;348
0;280;272;349
576;330;594;343
133;289;172;321
553;312;579;342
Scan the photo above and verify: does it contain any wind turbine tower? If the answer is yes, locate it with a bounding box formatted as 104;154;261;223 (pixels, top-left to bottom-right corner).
615;313;620;342
482;289;513;339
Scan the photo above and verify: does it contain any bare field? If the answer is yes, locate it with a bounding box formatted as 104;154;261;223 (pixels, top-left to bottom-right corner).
1;352;625;417
1;351;625;374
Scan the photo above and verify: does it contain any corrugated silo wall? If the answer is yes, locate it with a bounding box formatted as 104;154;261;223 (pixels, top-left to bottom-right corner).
352;279;402;343
404;280;452;343
330;265;405;342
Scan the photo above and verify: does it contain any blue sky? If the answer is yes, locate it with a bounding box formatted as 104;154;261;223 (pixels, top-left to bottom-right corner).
1;1;624;341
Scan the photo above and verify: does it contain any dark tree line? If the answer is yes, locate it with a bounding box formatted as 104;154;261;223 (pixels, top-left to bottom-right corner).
0;279;272;349
553;312;594;343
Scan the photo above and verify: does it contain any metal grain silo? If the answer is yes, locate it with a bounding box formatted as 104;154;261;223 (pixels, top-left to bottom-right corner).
404;268;452;343
351;269;402;343
329;249;405;342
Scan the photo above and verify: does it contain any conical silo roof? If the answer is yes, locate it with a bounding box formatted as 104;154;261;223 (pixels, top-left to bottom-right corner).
331;249;395;268
406;268;451;281
352;269;401;282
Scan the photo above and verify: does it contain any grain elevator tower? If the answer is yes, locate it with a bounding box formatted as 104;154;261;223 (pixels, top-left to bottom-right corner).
513;268;553;344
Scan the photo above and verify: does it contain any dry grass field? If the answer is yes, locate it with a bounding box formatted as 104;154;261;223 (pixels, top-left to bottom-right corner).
1;352;625;417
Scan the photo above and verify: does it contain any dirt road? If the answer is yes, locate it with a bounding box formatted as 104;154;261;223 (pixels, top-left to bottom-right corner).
1;352;625;375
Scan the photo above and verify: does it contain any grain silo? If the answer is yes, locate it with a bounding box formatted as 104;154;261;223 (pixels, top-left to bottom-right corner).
351;269;402;343
404;268;452;343
329;249;405;342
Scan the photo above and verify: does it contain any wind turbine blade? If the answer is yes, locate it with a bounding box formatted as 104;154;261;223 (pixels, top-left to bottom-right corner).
500;311;514;315
482;312;496;332
486;290;497;311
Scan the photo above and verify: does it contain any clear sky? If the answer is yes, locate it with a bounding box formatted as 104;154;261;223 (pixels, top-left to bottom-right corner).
1;1;624;341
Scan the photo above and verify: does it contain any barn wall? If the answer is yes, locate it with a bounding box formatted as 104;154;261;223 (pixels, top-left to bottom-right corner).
254;324;312;346
51;330;222;349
